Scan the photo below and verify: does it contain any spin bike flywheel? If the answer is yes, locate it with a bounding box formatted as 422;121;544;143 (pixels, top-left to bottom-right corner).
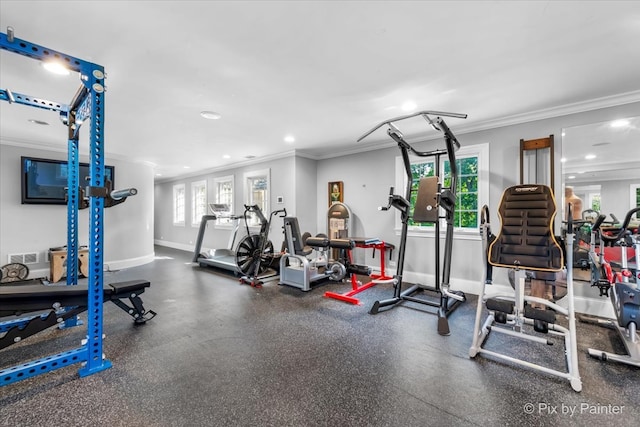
235;235;274;276
0;262;29;284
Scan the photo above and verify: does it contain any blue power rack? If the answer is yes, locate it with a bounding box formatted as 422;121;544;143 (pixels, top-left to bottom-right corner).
1;29;111;385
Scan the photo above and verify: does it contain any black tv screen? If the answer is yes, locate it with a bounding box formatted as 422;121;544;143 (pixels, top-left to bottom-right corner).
21;156;115;205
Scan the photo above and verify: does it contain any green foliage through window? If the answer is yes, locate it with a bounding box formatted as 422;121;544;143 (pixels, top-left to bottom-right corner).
408;155;479;229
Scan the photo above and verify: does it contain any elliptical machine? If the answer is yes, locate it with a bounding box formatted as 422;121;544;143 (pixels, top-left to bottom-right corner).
585;207;640;367
357;110;467;336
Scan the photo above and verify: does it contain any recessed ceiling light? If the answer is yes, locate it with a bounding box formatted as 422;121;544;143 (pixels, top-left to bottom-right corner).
585;154;596;160
155;173;162;177
200;111;222;120
222;154;231;159
568;175;576;179
610;119;630;128
183;166;191;169
284;135;295;143
401;101;417;112
42;61;70;75
560;157;567;163
28;119;49;125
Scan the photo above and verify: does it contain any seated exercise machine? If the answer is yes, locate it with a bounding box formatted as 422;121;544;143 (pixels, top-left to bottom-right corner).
279;216;354;291
0;280;155;351
583;207;640;367
469;185;582;392
192;204;245;274
237;205;287;287
357;110;467;336
279;216;391;298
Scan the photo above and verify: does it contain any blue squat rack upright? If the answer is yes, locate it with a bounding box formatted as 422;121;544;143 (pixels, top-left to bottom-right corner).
0;28;112;385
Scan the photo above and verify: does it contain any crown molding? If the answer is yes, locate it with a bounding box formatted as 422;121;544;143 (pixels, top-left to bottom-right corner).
6;91;640;179
309;90;640;161
154;150;298;184
454;89;640;135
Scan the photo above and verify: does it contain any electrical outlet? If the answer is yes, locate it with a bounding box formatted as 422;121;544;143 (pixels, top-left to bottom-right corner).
389;260;397;267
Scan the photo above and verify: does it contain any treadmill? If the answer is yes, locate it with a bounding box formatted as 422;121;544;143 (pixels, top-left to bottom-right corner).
192;204;243;274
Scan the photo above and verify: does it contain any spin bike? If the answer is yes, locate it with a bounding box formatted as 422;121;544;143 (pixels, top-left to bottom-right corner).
236;205;287;287
585;207;640;367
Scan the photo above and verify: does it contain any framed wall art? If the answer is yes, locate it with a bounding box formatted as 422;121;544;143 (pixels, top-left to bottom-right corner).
328;181;343;206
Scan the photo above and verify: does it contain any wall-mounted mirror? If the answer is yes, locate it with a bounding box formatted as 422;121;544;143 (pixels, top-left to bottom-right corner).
562;116;640;222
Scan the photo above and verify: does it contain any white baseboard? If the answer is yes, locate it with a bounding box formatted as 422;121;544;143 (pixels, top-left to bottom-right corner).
26;268;51;280
104;252;155;272
372;268;614;318
26;252;155;281
154;239;195;253
391;269;485;296
558;295;615;318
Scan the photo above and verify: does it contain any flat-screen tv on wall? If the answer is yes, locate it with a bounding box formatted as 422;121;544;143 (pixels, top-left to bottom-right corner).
21;156;115;205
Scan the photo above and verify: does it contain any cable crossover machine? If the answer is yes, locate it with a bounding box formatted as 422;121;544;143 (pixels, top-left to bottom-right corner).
0;28;154;386
358;110;467;336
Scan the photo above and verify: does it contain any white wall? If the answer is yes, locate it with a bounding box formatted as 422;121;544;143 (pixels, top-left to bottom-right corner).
154;155;296;254
601;178;639;220
0;143;155;279
293;156;318;236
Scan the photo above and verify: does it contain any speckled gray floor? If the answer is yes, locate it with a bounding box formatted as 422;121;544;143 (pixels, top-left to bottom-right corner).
1;246;639;426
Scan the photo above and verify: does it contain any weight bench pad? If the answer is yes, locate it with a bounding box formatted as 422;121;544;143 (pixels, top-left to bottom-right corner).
108;280;151;295
305;237;354;250
0;280;151;316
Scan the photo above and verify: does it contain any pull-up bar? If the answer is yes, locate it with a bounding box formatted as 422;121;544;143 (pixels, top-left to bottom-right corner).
356;110;468;143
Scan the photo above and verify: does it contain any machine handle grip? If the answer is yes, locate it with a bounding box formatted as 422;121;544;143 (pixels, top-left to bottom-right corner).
110;188;137;200
272;208;287;218
600;207;640;242
566;203;574;234
592;214;607;231
378;186;395;211
480;205;490;225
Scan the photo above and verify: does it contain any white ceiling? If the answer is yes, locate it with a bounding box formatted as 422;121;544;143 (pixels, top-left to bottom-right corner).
562;115;640;184
1;1;640;181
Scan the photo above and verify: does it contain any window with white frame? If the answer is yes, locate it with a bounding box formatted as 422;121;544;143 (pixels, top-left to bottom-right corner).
244;169;270;226
632;183;640;219
395;143;489;234
173;183;186;226
190;180;207;227
214;175;234;225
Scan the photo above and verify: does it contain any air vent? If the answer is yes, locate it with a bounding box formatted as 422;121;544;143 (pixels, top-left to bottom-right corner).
8;252;39;265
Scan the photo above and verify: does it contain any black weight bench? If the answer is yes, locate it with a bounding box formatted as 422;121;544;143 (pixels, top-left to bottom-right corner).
0;280;155;350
